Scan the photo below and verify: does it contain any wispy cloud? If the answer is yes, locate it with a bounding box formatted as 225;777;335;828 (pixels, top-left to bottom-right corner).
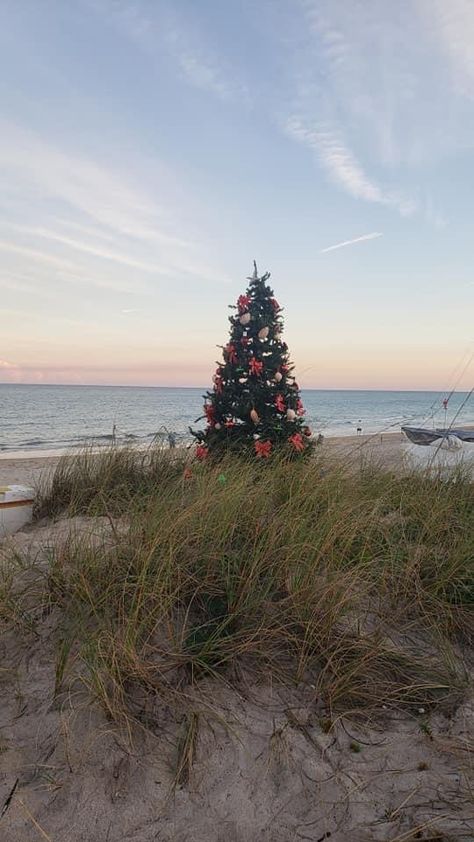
0;121;230;290
285;118;416;216
321;232;383;253
94;0;246;103
420;0;474;98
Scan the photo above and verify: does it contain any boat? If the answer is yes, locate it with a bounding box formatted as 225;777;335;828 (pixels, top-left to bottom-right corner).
401;426;474;446
0;485;35;539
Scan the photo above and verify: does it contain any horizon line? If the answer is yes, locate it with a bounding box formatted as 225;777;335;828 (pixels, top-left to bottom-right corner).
0;381;462;394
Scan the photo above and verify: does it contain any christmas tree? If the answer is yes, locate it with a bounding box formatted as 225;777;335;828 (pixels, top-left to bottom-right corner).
192;263;312;459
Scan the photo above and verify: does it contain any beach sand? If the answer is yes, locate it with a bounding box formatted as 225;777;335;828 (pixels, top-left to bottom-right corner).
0;513;472;841
0;434;472;841
0;432;407;486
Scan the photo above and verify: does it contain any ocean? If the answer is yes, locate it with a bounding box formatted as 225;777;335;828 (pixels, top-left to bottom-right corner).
1;384;473;454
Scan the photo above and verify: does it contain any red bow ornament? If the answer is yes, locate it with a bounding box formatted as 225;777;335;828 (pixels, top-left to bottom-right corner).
289;433;305;452
249;357;263;376
204;404;216;426
275;394;285;413
237;294;251;313
255;440;272;458
226;343;237;364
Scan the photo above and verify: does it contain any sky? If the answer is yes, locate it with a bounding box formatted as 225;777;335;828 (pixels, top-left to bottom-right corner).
0;0;473;391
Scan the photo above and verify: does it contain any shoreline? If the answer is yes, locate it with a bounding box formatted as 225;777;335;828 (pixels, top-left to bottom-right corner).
0;431;406;486
0;429;405;461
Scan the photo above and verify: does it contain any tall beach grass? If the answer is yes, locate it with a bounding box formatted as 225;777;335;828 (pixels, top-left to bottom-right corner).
3;444;473;733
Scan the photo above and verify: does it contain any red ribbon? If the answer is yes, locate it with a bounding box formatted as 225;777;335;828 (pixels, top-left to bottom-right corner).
275;394;285;412
289;433;305;452
226;344;237;364
249;357;263;376
204;404;215;425
255;440;272;458
237;294;251;313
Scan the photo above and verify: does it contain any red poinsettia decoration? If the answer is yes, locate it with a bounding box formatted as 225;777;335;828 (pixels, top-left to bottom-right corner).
237;294;251;313
249;357;263;376
296;399;305;415
196;445;209;461
271;298;280;312
275;394;285;413
281;364;289;374
240;336;250;347
225;418;236;428
255;440;272;458
289;433;305;452
213;376;223;395
225;343;237;364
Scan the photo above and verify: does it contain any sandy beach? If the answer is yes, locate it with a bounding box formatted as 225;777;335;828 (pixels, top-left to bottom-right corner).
1;439;472;842
0;432;407;486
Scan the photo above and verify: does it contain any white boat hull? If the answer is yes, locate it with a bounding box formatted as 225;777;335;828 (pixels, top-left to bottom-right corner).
0;485;35;538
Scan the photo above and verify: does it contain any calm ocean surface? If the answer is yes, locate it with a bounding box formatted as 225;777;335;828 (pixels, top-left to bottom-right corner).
1;384;473;453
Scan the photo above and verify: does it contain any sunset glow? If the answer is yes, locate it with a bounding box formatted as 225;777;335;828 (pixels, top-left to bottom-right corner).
1;2;473;391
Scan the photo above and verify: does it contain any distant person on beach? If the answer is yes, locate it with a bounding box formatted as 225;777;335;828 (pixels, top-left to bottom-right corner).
167;431;177;449
317;433;324;445
357;421;362;436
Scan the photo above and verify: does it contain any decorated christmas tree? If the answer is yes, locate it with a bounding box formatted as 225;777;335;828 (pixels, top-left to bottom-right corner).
191;262;312;459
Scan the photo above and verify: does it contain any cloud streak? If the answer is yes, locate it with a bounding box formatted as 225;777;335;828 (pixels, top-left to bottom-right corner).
0;121;230;290
320;232;383;253
285;118;415;216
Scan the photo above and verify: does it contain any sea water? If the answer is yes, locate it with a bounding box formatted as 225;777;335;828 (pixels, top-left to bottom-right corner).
1;384;473;453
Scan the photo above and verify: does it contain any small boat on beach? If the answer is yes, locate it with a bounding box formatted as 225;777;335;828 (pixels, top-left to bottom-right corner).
0;485;35;538
402;426;474;446
402;425;474;471
401;380;474;471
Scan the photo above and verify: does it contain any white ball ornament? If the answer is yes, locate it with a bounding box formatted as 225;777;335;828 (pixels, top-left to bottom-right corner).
286;408;296;421
274;371;283;382
250;408;260;424
258;326;269;340
239;312;251;326
215;423;222;430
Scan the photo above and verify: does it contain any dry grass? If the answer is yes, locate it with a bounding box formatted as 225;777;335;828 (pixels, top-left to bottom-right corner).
2;446;473;733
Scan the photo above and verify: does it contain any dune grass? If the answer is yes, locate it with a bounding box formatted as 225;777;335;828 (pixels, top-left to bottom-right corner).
2;445;473;732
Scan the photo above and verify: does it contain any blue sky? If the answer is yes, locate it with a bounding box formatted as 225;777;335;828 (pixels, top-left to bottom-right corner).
0;0;473;389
